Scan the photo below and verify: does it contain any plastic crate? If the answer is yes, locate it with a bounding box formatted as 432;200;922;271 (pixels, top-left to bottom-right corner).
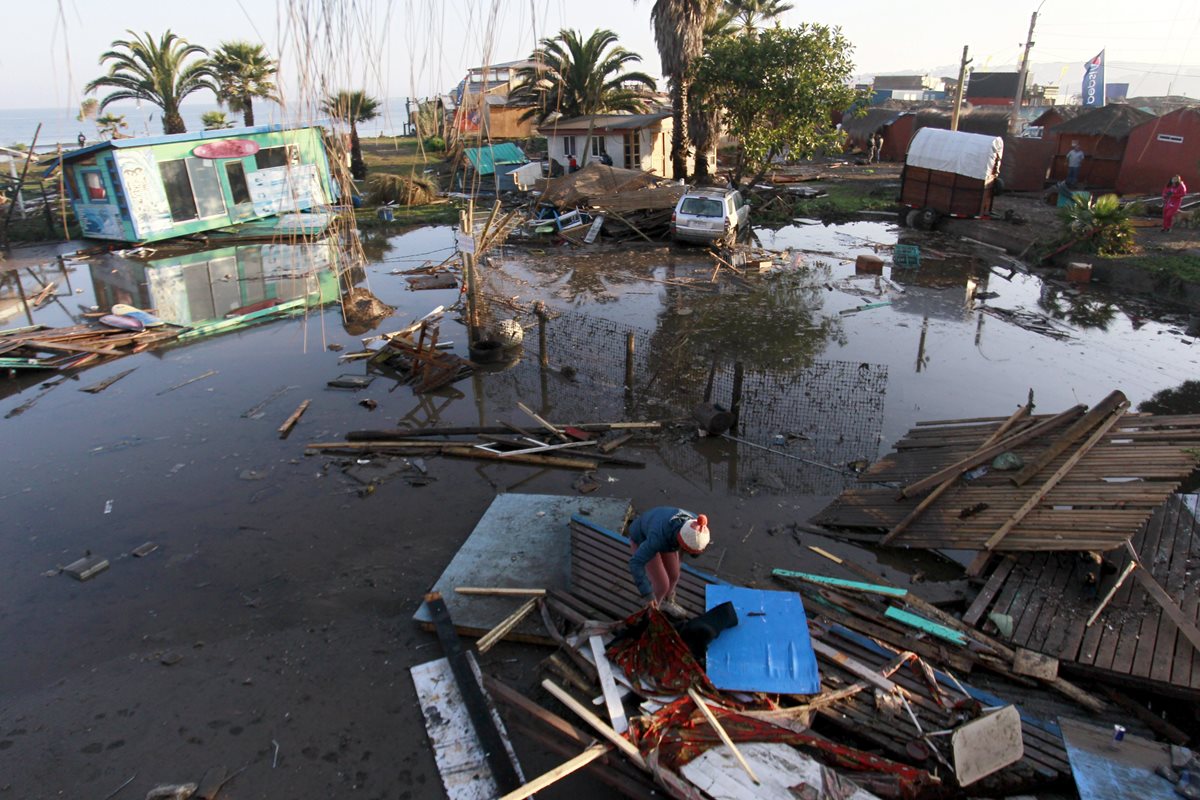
893;244;921;269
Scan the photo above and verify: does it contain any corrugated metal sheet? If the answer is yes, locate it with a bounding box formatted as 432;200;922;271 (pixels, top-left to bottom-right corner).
463;142;527;176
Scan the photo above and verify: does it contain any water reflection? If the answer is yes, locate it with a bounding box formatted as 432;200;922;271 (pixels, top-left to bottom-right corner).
1037;284;1118;330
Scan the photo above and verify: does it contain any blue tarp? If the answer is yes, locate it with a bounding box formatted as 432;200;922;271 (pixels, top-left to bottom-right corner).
704;586;821;694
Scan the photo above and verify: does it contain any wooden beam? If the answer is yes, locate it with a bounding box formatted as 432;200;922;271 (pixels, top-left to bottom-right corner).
983;403;1129;551
540;679;647;771
497;744;608;800
1085;559;1137;627
899;404;1085;498
687;688;760;785
456;587;547;597
422;592;523;794
589;635;628;734
1011;390;1127;486
516;401;568;442
883;402;1031;544
277;399;311;438
477;597;540;653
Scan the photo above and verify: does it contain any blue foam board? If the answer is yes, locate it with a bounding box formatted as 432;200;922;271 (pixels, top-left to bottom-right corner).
704;585;821;694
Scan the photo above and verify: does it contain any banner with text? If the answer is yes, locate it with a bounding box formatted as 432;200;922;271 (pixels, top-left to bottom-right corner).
1082;51;1106;107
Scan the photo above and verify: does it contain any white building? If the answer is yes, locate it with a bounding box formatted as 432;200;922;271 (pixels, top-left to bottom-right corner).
538;112;694;178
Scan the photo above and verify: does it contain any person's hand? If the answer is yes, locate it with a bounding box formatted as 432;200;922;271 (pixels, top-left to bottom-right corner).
643;596;659;611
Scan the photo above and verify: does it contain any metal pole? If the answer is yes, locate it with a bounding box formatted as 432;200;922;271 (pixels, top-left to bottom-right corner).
1009;12;1038;135
951;46;971;132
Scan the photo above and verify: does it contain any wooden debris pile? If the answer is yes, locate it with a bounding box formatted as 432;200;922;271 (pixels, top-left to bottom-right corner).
368;314;473;393
1;322;180;373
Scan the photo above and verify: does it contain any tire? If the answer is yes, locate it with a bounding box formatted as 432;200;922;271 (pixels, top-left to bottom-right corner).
914;207;939;231
468;339;504;364
905;209;923;228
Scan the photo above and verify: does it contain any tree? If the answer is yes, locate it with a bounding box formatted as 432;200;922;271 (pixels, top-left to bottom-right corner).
77;98;100;122
726;0;794;34
85;30;214;135
201;111;232;130
322;90;381;180
648;1;711;179
210;41;277;127
96;113;128;140
689;5;736;180
691;24;861;185
509;29;656;123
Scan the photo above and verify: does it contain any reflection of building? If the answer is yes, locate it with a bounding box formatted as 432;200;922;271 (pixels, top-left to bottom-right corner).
53;125;336;243
90;241;341;327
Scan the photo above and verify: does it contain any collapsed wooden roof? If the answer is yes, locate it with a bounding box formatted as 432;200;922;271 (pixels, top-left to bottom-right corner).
814;391;1200;555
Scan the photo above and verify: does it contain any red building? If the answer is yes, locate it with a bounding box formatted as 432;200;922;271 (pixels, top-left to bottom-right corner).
1049;104;1155;190
1116;107;1200;194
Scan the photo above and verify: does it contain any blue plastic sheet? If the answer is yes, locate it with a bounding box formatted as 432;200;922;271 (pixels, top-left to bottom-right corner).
704;586;821;694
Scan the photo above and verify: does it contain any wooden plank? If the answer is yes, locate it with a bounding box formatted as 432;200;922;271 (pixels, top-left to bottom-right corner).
277;399;311;438
1011;390;1127;485
540;680;647;771
1024;553;1079;653
1130;537;1200;670
421;593;523;794
1011;552;1069;648
1127;515;1166;679
983;404;1129;551
589;636;628;735
1162;499;1198;684
686;689;761;786
1149;499;1187;685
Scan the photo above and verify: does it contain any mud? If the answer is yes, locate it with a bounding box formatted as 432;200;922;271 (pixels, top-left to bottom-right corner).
1;220;1197;798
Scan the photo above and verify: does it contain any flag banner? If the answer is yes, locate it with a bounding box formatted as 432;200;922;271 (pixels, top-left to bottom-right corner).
1082;51;1106;107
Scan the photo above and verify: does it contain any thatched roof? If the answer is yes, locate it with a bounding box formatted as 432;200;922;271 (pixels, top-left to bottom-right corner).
1052;104;1156;138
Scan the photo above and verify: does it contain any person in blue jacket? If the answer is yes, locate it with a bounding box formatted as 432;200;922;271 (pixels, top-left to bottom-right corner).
626;507;711;618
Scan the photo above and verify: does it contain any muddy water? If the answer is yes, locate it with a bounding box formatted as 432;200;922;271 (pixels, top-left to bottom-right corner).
0;220;1196;798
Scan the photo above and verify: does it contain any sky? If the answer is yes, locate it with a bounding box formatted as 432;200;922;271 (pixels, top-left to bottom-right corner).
3;0;1198;114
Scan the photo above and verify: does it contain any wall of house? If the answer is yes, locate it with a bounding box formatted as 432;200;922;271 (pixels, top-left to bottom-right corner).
1051;133;1127;189
483;107;536;140
1001;135;1057;191
543;124;684;179
1117;110;1200;194
66;127;335;243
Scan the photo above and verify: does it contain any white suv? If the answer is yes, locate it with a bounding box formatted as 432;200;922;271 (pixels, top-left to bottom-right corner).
671;188;750;243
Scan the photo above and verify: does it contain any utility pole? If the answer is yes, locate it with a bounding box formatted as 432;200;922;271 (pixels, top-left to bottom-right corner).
1009;10;1038;135
951;46;971;131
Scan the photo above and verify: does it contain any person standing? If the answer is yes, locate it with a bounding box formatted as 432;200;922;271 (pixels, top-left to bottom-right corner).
1065;141;1085;186
626;507;711;618
77;132;87;148
1162;174;1188;232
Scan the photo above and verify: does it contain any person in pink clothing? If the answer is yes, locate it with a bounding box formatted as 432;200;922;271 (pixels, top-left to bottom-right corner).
1162;175;1187;232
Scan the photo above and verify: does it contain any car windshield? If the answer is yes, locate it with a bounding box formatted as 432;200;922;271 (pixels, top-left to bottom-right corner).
679;197;724;217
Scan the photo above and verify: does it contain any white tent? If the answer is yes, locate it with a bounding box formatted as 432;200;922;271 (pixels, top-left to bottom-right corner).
905;128;1003;181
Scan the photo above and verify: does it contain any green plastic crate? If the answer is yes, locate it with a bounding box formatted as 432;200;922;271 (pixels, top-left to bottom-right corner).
893;244;921;268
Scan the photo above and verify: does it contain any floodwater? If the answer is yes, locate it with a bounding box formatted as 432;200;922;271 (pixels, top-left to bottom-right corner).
1;219;1197;798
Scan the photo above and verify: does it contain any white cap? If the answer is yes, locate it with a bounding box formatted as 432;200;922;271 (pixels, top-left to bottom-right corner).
677;514;710;554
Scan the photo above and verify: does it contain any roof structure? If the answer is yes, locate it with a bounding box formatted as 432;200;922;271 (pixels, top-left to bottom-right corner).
539;112;670;134
53;123;321;167
840;108;909;140
966;72;1022;99
537;162;658;208
1052;103;1156;138
463;142;527;176
873;75;927;92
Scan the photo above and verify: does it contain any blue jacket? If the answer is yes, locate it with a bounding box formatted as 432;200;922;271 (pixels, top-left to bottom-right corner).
627;506;696;598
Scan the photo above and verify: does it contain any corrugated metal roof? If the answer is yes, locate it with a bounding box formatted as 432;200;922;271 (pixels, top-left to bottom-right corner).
464;142;527;175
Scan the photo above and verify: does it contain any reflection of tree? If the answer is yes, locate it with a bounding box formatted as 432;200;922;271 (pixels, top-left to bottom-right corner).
356;230;394;263
517;252;653;305
1139;381;1200;415
1036;284;1117;331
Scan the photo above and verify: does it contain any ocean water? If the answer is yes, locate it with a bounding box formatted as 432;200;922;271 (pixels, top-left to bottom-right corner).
0;97;417;152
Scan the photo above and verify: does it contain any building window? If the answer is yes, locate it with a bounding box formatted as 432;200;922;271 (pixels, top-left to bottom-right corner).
623;132;641;169
82;170;107;202
256;144;299;170
159;160;198;222
158;157;228;223
590;136;607;157
562;136;576;157
225;161;252;205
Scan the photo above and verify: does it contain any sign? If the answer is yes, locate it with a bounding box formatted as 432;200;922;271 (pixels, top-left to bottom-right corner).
192;139;260;159
1082;50;1106;108
1157;134;1184;144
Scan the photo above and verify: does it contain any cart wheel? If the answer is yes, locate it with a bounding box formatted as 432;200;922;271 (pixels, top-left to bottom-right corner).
914;207;939;231
905;209;923;228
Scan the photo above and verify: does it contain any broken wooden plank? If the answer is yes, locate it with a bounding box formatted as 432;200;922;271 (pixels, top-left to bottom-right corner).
156;369;218;396
983;403;1129;552
277;399;311;439
516;401;568;442
422;592;523;794
963;557;1017;627
64;555;109;581
899;404;1085;498
456;587;547;597
589;635;628;735
687;688;760;785
477;597;540;653
771;569;908;598
1125;542;1200;658
79;367;136;394
540;679;647;771
1086;559;1138;627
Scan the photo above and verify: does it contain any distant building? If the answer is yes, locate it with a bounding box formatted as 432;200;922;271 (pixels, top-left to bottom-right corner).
872;75;937;92
965;72;1025;106
1050;104;1156;188
441;59;540;141
1117;107;1200;194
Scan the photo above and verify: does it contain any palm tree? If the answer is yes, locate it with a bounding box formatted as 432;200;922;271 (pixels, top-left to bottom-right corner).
96;113;128;140
85;30;214;135
201;111;232;130
647;1;710;179
210;41;277;127
510;29;656;124
322;90;381;180
726;0;794;34
689;5;735;179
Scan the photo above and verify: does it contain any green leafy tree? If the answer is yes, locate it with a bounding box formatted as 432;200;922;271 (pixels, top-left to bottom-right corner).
1058;193;1135;256
85;30;215;135
210;41;277;127
322;90;381;180
691;24;861;185
96;113;128;139
510;29;656;123
726;0;794;34
201;110;232;130
647;1;711;179
689;5;736;179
